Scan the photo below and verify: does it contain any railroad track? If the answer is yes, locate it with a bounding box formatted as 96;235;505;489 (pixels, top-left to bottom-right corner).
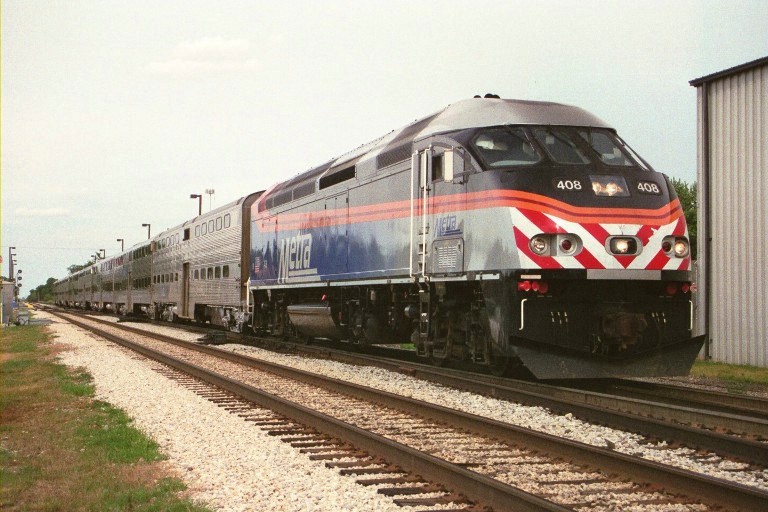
248;335;768;464
47;307;768;460
53;311;768;511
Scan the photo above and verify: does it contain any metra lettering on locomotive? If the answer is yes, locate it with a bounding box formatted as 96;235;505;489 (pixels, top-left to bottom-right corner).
249;97;704;379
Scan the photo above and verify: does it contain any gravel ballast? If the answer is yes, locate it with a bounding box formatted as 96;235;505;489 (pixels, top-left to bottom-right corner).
47;312;405;512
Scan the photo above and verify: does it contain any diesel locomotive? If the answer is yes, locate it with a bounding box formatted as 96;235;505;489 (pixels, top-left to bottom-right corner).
249;97;704;379
55;97;704;379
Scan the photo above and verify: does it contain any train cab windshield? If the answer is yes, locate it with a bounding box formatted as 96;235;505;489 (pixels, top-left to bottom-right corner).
472;128;541;167
471;126;649;171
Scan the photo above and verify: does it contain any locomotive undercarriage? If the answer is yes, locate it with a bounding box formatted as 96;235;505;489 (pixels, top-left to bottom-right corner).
250;272;703;379
251;281;514;374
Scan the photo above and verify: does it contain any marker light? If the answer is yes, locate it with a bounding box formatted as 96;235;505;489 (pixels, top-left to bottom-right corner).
518;280;549;294
662;236;690;258
530;234;582;257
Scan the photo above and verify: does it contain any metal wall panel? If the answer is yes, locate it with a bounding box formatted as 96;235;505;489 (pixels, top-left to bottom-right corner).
696;63;768;367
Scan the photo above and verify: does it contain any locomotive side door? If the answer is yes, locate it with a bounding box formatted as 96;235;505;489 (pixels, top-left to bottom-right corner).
410;144;467;349
410;144;467;279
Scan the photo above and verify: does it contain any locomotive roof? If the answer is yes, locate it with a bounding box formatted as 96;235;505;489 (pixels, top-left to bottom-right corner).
260;97;614;211
416;97;612;135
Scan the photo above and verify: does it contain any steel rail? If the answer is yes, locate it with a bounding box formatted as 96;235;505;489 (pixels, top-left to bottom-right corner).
60;312;768;511
585;378;768;420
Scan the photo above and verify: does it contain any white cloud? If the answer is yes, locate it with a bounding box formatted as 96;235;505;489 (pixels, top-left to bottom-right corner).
15;207;70;217
146;37;260;76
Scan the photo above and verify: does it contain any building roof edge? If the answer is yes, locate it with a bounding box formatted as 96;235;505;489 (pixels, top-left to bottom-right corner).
690;55;768;87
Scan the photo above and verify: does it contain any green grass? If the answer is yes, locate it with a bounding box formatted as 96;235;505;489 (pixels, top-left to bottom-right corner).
76;401;165;464
1;324;212;511
691;360;768;391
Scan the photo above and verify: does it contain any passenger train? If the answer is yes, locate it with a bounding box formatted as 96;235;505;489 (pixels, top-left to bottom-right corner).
55;96;705;379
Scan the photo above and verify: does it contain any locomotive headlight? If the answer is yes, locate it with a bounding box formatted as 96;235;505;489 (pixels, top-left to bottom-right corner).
607;236;639;255
530;236;549;255
614;239;630;254
590;175;630;197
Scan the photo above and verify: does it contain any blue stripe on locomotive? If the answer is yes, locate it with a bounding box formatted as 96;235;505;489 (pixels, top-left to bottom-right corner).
250;187;414;287
250;219;414;287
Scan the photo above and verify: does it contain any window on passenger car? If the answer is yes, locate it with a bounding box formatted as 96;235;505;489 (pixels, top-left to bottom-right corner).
532;128;590;164
207;267;213;279
201;223;207;235
215;266;221;279
216;217;222;230
472;128;541;168
195;225;200;237
222;265;230;278
208;220;214;232
224;214;231;228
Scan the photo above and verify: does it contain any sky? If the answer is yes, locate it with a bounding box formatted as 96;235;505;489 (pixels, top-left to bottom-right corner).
2;0;768;293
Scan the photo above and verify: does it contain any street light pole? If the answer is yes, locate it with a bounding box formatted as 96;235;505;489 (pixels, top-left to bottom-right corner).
190;194;202;216
142;223;151;240
117;238;124;252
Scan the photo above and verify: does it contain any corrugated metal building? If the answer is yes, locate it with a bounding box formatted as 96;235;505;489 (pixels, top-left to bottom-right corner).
690;56;768;367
